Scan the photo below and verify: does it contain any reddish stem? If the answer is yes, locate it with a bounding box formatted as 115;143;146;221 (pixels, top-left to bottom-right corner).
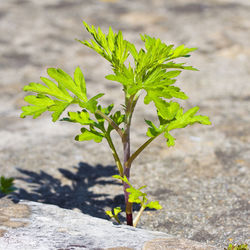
123;128;133;226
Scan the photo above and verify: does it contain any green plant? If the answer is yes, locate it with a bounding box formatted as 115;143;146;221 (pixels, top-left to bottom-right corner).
226;243;249;250
0;176;15;195
20;21;211;226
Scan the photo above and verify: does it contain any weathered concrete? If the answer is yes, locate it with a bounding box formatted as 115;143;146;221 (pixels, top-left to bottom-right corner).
0;198;220;250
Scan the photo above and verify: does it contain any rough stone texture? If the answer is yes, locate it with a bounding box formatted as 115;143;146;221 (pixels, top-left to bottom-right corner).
143;238;219;250
0;198;220;250
0;197;30;231
0;230;6;237
0;0;249;249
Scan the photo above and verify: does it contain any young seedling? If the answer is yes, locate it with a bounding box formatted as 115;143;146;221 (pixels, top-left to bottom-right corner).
226;243;249;250
0;176;15;195
20;21;211;226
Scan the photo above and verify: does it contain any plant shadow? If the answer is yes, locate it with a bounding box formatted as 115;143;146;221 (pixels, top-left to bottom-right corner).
12;162;129;221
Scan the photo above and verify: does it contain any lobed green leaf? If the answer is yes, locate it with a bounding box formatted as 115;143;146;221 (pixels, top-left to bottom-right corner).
79;93;105;113
20;95;55;119
168;45;197;60
144;104;211;147
145;200;162;210
75;127;104;143
105;67;134;87
126;186;146;204
167;107;211;131
145;120;162;137
105;207;122;224
113;207;122;216
21;67;104;122
74;67;87;101
63;110;94;125
23;79;73;102
47;67;87;101
49;100;73;122
161;61;198;71
80;21;130;71
112;175;130;185
164;131;176;147
105;210;113;218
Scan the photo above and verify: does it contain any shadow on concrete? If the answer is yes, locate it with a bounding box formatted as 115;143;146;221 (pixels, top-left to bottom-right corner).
12;162;130;221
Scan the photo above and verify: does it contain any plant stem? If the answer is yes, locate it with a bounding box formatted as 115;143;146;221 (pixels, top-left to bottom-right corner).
114;215;121;224
133;205;145;227
123;127;133;226
122;95;135;226
96;110;123;138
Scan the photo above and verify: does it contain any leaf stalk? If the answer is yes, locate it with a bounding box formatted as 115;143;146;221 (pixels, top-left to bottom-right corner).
105;133;123;176
133;205;145;227
96;109;123;138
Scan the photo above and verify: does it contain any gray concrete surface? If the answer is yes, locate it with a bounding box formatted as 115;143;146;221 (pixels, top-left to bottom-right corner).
0;0;249;248
0;197;221;250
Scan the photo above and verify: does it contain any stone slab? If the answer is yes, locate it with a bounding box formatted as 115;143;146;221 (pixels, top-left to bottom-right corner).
0;198;221;250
